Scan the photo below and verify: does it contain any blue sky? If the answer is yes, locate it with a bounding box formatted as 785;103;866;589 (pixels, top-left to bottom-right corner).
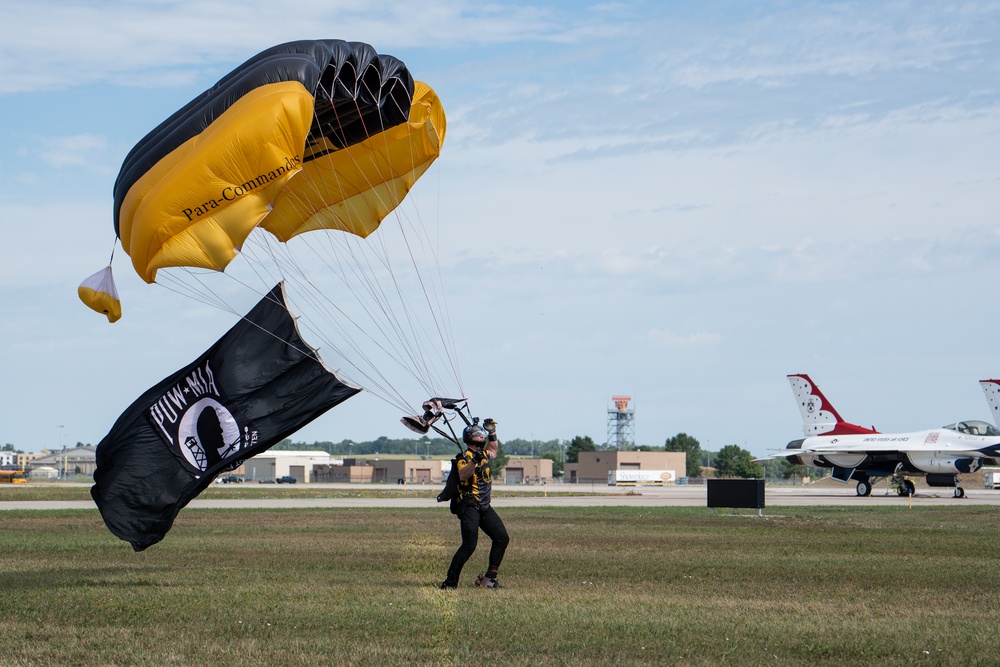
2;1;1000;455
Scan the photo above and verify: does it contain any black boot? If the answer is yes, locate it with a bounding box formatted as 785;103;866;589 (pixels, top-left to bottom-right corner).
440;570;459;589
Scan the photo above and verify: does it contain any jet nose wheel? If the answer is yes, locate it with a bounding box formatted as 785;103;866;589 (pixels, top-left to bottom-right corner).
954;487;965;498
856;480;872;496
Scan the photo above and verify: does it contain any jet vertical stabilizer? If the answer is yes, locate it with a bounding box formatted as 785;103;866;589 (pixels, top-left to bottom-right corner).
980;380;1000;426
787;374;877;436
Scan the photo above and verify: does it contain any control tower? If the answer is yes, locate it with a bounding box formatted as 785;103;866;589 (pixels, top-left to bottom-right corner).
607;395;635;450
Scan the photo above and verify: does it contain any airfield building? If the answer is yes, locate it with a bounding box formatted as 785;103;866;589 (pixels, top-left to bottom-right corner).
243;451;333;483
499;457;553;484
312;458;449;484
565;450;686;485
30;446;97;478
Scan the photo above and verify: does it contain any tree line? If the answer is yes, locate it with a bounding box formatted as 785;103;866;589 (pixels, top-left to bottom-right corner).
273;433;822;481
6;434;817;482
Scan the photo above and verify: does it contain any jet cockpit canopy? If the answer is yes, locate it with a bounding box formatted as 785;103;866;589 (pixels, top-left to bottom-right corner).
942;420;1000;436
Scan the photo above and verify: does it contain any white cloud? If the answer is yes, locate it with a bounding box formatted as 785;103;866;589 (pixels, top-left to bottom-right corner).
0;1;598;94
648;328;721;347
38;134;109;169
596;247;666;276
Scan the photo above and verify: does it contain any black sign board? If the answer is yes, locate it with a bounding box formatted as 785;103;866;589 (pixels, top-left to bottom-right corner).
707;479;765;509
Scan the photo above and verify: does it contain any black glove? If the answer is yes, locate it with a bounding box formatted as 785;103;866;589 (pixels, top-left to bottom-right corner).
483;418;497;434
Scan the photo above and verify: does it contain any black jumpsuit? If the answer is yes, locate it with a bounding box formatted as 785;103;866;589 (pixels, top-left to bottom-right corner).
442;446;509;586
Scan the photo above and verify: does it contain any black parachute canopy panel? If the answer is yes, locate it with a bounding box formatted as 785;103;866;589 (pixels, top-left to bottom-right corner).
91;283;360;551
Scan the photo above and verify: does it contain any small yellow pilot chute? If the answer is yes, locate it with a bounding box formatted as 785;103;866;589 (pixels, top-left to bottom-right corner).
78;266;121;323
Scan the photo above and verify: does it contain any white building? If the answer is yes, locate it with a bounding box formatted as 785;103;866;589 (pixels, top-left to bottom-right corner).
243;451;332;482
29;466;59;479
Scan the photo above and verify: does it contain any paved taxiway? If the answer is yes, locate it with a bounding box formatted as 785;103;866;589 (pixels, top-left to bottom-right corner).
4;483;1000;510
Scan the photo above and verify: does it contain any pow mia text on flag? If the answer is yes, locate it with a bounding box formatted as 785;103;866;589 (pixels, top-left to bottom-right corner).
149;361;220;445
146;360;258;475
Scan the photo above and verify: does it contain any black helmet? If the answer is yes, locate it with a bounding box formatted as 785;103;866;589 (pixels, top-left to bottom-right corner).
463;424;487;446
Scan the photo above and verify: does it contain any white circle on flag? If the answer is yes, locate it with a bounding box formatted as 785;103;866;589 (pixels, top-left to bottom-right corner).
177;397;240;471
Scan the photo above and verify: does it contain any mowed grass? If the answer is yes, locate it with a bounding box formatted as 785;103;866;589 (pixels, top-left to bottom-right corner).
0;485;579;502
1;506;999;666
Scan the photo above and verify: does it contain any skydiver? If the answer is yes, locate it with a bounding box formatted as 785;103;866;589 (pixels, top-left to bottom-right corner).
440;418;509;589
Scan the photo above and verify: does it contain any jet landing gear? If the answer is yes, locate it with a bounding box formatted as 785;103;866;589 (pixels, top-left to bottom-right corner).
925;473;966;499
889;465;915;497
855;472;917;497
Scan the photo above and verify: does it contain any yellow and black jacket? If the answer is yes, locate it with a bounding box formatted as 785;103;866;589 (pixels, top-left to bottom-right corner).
455;447;494;508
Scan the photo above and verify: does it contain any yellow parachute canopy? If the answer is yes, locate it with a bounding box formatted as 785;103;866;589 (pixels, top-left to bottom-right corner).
78;266;121;323
80;40;462;438
265;83;445;242
111;40;446;286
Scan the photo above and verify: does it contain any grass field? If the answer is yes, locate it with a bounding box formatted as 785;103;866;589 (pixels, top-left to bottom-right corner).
0;484;590;502
2;504;1000;666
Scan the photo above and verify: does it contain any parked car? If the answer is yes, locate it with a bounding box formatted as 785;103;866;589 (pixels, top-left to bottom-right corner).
220;475;243;484
276;475;297;484
258;478;274;484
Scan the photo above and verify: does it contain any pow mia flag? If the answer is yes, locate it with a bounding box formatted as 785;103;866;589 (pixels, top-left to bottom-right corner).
91;283;360;551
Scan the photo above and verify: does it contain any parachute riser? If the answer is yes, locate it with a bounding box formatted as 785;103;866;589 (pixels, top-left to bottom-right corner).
446;401;475;451
428;421;463;452
434;404;472;452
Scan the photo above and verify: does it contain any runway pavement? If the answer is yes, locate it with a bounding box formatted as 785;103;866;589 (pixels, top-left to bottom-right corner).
4;482;1000;510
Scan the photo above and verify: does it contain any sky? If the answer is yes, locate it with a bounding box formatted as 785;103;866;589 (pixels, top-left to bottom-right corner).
2;1;1000;456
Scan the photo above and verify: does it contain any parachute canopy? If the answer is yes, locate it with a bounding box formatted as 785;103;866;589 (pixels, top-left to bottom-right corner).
78;266;121;323
83;39;462;422
113;39;446;284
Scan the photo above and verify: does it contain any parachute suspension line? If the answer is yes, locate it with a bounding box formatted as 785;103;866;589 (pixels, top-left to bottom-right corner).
383;85;463;396
230;241;284;292
374;209;457;398
368;104;459;396
389;185;464;398
267;87;461;407
266;140;427;399
157;264;323;367
154;246;405;405
156;270;244;314
319;90;462;395
154;245;284;321
254;232;418;409
276;232;431;413
322;233;434;394
371;119;463;398
412;148;463;393
244;230;420;415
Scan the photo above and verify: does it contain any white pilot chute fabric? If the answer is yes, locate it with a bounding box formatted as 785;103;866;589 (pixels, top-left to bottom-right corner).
78;266;121;323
